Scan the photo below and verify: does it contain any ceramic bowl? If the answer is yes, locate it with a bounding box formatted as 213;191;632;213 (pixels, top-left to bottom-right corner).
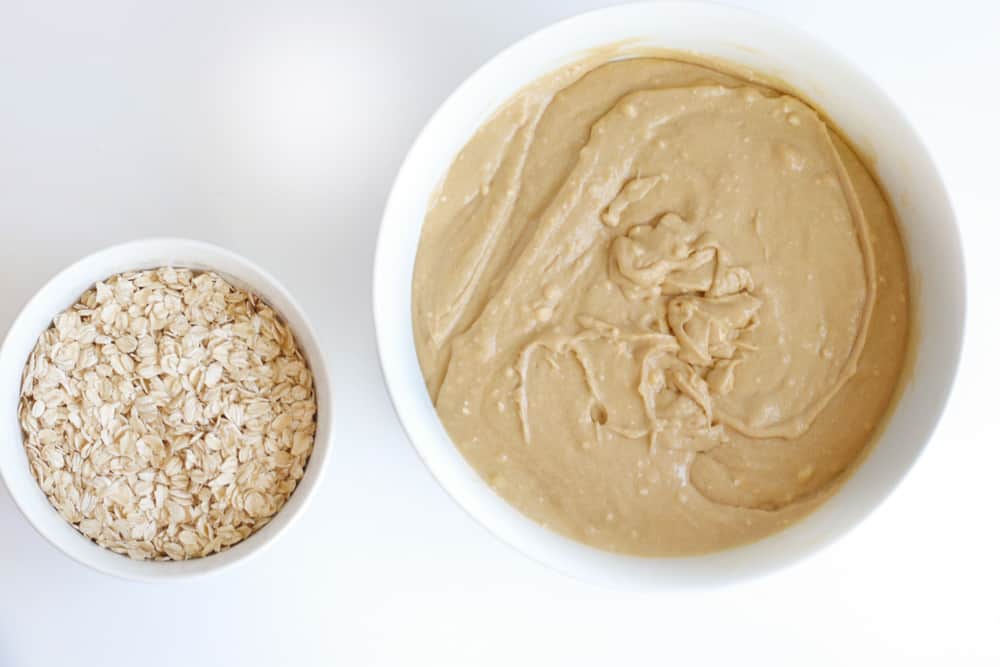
0;238;334;581
373;1;965;587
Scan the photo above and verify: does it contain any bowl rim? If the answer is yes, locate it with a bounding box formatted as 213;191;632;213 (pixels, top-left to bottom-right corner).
0;237;335;582
373;0;966;588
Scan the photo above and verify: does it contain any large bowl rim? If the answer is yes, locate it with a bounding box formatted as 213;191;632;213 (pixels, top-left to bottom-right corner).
373;1;966;588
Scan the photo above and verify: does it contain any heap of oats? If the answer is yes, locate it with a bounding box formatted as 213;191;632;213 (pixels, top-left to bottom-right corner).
18;268;317;560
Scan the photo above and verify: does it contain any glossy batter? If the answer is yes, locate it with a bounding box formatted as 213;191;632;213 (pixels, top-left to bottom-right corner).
412;56;909;556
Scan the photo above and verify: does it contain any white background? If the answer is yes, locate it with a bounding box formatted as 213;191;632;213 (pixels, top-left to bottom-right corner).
0;0;997;664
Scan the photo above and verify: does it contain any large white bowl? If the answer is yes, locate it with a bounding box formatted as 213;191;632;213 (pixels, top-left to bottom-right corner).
373;2;965;587
0;238;334;581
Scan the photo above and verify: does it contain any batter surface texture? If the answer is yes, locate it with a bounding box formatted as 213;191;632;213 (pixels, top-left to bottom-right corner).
413;56;909;556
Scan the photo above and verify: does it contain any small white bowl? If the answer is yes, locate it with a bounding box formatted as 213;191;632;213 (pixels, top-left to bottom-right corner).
374;1;965;587
0;238;334;581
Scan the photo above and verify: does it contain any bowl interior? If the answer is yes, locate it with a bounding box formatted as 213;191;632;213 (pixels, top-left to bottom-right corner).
0;238;333;581
374;1;964;587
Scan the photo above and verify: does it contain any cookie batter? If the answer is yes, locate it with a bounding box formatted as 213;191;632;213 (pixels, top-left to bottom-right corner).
412;55;909;555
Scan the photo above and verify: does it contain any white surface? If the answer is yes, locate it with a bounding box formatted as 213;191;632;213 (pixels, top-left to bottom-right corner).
0;0;995;663
374;1;964;588
0;239;335;581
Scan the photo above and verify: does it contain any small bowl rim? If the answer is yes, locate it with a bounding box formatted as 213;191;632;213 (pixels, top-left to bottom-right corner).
0;237;334;582
373;0;966;588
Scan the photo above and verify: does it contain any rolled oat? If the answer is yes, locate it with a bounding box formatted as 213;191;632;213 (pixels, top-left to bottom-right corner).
18;267;317;560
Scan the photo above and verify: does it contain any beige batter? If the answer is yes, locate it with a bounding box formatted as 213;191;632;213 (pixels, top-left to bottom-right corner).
412;55;909;556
